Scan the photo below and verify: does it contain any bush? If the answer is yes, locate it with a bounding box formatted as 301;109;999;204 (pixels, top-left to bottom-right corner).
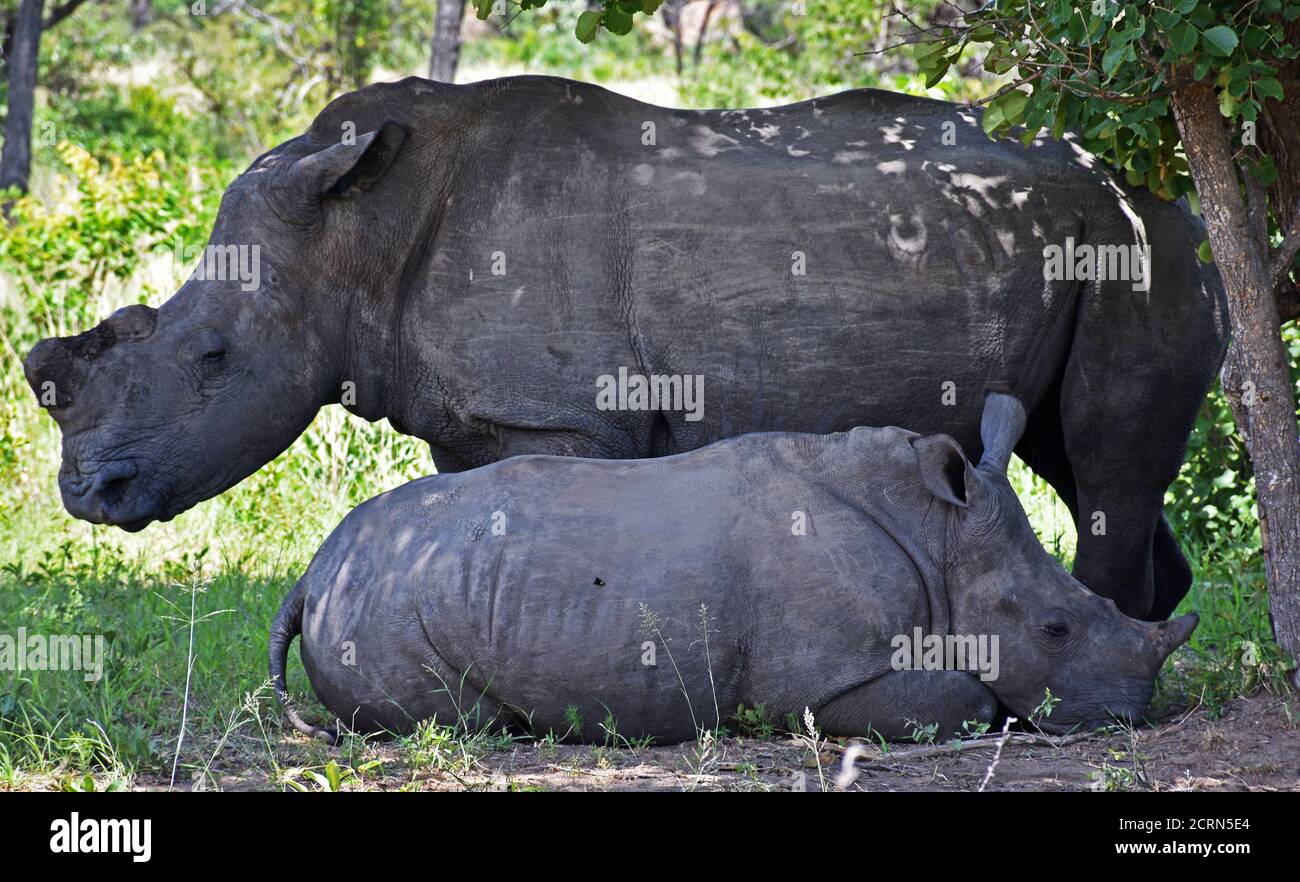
0;141;216;337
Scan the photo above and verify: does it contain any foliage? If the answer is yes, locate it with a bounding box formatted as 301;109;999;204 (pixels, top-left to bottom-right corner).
0;142;216;336
731;702;776;738
684;0;996;106
1166;341;1298;553
906;3;1300;685
474;0;996;105
469;0;664;44
912;1;1300;202
462;1;664;84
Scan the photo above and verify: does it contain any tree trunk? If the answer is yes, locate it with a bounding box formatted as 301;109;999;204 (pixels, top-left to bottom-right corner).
129;0;153;31
428;0;465;83
1257;19;1300;326
692;0;719;68
0;0;45;195
1172;81;1300;688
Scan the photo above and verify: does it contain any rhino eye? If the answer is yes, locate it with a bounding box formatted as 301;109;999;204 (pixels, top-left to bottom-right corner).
1043;622;1070;639
181;328;228;365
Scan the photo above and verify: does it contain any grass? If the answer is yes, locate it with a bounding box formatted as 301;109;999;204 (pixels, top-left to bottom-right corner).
0;390;1279;790
0;346;1286;788
0;266;1284;790
0;377;433;787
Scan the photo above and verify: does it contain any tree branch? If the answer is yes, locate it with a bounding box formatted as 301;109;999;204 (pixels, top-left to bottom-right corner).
1270;197;1300;291
42;0;89;30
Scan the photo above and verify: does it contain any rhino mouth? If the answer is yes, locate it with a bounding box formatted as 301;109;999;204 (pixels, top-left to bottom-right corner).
1034;682;1155;735
60;459;168;531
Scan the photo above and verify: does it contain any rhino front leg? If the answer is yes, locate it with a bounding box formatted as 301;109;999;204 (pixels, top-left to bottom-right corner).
814;671;997;741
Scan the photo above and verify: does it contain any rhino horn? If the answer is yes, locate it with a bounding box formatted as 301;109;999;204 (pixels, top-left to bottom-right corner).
1152;612;1199;663
977;390;1028;476
24;337;79;408
23;305;157;409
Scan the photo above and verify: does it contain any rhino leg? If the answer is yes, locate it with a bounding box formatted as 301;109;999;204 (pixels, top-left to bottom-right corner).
1016;380;1194;622
814;671;997;741
302;623;520;737
1149;513;1194;620
1059;364;1199;620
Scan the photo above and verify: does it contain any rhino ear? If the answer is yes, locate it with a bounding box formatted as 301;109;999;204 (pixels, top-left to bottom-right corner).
911;434;973;508
289;120;407;200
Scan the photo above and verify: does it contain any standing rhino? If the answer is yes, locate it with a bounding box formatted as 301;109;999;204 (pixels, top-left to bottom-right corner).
24;76;1227;620
270;394;1198;743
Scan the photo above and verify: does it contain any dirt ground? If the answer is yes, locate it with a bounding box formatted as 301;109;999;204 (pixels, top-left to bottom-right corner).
132;691;1299;792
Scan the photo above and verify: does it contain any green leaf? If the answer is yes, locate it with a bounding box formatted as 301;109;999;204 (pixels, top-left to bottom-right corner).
604;6;634;35
924;62;950;89
575;10;601;42
1197;239;1214;263
993;89;1030;126
1256;77;1284;101
912;40;946;62
1170;22;1198;55
1201;25;1238;57
325;760;342;792
1218;89;1236;118
1247;156;1278;186
982;104;1005;135
1102;44;1127;77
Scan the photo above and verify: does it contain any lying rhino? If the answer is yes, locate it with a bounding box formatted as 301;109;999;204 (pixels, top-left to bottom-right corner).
270;394;1196;743
25;76;1226;622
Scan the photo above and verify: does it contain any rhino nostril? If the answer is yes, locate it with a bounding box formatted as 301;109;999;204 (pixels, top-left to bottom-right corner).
89;462;139;503
62;473;92;497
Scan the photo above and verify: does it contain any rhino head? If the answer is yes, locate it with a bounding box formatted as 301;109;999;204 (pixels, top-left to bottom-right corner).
912;392;1197;733
23;119;412;531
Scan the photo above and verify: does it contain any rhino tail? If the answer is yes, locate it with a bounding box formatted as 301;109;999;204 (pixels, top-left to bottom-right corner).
269;577;338;745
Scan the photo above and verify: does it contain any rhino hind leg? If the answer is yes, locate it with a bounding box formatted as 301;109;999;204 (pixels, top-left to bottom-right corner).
1058;334;1211;618
303;630;521;738
1015;379;1194;622
1148;513;1194;620
813;671;996;741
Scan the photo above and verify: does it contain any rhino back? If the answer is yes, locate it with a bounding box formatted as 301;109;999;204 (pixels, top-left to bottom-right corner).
402;77;1150;457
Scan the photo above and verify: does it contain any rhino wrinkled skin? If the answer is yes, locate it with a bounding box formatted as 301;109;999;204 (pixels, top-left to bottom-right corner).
269;394;1198;744
24;76;1227;621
